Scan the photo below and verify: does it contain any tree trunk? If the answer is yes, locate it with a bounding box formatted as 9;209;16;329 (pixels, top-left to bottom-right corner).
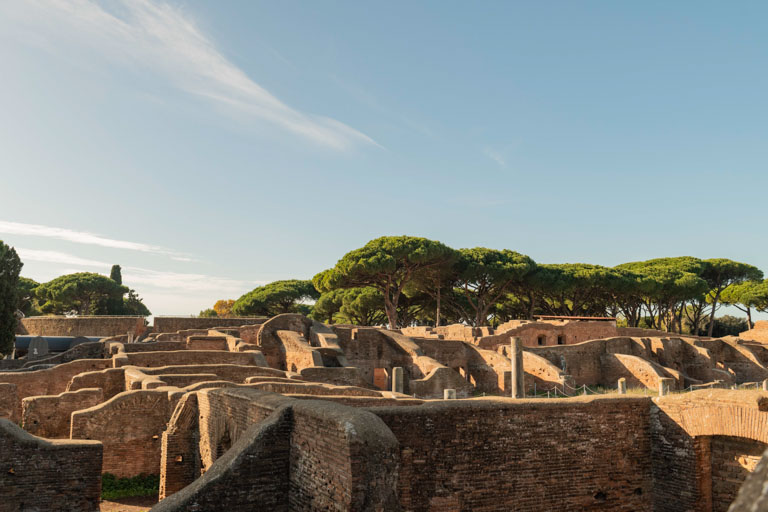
435;287;441;328
707;289;721;337
747;307;753;329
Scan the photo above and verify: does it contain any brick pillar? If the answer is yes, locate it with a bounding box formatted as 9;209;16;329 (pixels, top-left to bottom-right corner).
392;367;404;394
617;378;627;395
510;337;524;399
659;378;674;397
443;389;456;399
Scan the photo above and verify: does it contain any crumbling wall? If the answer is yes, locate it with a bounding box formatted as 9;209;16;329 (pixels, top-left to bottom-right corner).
71;389;178;477
67;367;127;400
0;418;102;512
0;358;112;402
22;387;103;438
710;436;767;512
21;341;106;368
156;389;400;512
651;390;768;512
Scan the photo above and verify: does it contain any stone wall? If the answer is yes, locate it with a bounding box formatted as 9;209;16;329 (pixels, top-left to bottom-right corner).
0;418;102;512
153;317;266;334
17;316;146;336
369;396;653;512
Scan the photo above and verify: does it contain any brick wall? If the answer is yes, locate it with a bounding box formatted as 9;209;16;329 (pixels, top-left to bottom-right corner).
650;390;768;511
710;436;767;512
0;418;102;512
370;396;654;512
22;341;106;367
0;358;112;402
17;316;146;336
153;317;266;334
0;383;20;423
154;406;292;512
186;336;229;351
22;387;103;438
67;367;127;400
71;389;177;477
117;350;263;368
156;389;400;511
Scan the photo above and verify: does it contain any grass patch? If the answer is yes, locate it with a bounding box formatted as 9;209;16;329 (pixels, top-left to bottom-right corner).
102;473;159;501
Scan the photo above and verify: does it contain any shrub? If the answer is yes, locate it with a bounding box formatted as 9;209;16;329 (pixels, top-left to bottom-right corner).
101;473;159;500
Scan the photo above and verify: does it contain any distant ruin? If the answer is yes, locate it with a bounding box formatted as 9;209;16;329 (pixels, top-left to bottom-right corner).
2;314;768;511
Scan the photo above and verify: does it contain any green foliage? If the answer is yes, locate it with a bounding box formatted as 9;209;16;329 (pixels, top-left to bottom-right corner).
721;280;768;313
310;289;345;324
616;257;709;331
0;241;22;355
36;272;128;315
710;315;749;338
16;277;41;317
452;247;536;326
232;280;319;317
106;264;124;314
101;473;159;500
317;236;455;327
701;258;764;335
199;308;218;318
122;289;151;316
337;287;388;326
109;265;123;285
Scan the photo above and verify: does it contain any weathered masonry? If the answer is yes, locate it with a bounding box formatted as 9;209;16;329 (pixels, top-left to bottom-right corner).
2;313;768;511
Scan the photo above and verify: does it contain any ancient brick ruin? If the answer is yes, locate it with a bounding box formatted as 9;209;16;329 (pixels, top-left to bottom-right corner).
2;314;768;511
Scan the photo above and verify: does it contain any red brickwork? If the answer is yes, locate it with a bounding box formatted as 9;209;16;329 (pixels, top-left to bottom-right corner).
0;419;102;512
71;389;177;477
371;396;654;512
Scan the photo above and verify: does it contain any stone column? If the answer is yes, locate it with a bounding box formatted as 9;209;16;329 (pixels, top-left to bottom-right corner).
392;367;404;394
617;378;627;395
443;389;456;399
763;379;768;392
510;337;524;399
658;378;674;397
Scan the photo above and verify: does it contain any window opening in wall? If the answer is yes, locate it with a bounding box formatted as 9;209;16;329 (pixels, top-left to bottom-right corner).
537;335;546;346
557;335;565;345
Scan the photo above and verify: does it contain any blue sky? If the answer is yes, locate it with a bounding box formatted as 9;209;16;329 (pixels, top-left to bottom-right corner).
0;1;766;317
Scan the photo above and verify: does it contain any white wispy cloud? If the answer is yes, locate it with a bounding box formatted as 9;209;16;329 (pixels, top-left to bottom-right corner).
16;249;109;268
16;247;256;294
0;220;191;260
482;147;507;168
1;0;376;151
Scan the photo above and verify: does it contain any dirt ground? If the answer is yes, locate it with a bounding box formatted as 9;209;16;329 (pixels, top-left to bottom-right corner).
100;496;158;512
